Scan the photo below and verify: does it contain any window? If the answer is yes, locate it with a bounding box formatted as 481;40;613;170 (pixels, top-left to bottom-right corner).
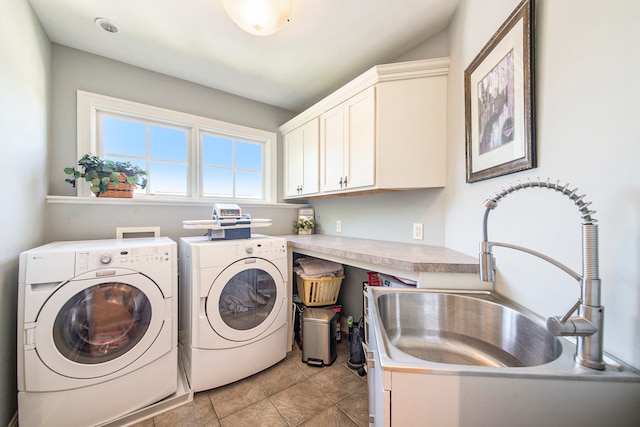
77;91;277;202
99;113;189;196
201;133;264;199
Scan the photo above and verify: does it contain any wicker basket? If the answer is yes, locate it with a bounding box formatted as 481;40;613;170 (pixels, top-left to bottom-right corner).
98;173;135;198
296;274;344;306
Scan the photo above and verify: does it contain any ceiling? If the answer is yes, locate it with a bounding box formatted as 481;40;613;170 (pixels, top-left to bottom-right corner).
29;0;459;112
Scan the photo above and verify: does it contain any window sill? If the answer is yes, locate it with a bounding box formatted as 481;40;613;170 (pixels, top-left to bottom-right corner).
46;195;305;209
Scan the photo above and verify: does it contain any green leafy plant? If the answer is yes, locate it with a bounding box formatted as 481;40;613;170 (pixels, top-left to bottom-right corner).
64;153;148;195
292;218;317;233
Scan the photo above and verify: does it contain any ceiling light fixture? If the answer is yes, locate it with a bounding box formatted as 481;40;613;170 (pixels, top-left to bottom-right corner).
95;18;120;34
222;0;292;36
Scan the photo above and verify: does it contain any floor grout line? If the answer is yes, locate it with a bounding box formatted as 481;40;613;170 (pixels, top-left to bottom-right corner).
134;340;368;427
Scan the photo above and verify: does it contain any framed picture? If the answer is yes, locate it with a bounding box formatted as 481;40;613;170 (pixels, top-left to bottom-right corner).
464;0;536;183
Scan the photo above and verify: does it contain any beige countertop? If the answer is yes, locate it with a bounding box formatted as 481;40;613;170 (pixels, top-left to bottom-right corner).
282;234;479;275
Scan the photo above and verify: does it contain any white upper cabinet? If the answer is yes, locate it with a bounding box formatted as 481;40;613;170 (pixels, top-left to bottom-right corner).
280;58;449;199
320;86;376;192
283;118;319;198
318;103;345;193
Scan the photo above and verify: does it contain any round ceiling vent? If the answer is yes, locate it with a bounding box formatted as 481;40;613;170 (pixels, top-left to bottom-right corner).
95;18;120;34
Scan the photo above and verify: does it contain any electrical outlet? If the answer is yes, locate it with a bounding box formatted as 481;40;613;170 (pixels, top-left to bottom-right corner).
413;223;424;240
336;220;342;233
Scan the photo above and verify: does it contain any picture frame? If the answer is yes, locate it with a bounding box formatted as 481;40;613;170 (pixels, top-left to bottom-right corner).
464;0;536;183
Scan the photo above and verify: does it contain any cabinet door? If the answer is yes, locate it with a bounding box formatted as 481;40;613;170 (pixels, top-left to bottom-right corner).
284;128;304;197
368;310;391;427
284;119;319;197
301;118;319;195
344;86;375;190
320;103;345;192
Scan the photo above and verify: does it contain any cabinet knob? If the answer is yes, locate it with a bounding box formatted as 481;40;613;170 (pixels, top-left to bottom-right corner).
343;176;348;187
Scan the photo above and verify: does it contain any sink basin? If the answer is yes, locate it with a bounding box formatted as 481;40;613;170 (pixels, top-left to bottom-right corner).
375;290;562;367
368;288;640;426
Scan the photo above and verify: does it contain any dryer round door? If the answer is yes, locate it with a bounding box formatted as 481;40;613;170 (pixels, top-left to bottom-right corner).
205;257;285;342
34;271;167;379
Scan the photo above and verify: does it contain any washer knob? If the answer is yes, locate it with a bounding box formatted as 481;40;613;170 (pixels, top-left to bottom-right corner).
245;246;254;254
99;254;112;265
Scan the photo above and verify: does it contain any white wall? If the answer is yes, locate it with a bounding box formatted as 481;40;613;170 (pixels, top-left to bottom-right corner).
48;45;301;243
307;32;450;246
312;0;640;370
396;29;449;62
311;189;447;245
444;0;640;368
49;45;297;197
3;6;638;426
0;0;50;423
46;202;300;244
307;31;452;324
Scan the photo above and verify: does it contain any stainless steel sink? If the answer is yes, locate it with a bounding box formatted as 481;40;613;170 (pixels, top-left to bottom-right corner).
375;289;562;368
367;288;640;426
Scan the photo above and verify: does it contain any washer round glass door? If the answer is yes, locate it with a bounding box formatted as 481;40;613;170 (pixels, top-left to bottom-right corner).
54;282;150;364
205;258;284;342
34;271;166;379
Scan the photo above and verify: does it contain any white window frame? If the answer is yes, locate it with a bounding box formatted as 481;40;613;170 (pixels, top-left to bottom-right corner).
76;90;277;203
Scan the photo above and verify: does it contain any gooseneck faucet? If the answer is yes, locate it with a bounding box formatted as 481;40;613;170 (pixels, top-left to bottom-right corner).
479;178;605;370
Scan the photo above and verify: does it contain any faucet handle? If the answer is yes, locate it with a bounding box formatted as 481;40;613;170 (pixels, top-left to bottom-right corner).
546;299;598;337
546;315;597;337
479;241;495;282
559;299;582;323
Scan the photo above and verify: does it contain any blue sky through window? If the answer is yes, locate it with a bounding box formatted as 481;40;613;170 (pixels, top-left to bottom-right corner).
150;125;187;161
203;135;232;167
101;114;189;195
236;142;262;171
97;109;266;199
103;116;146;157
202;133;264;198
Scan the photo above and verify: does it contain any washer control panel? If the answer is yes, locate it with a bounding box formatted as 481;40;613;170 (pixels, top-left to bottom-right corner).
187;236;287;268
76;244;173;274
242;239;287;258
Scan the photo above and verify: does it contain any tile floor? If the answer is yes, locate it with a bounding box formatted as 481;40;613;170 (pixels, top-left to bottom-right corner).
130;339;369;427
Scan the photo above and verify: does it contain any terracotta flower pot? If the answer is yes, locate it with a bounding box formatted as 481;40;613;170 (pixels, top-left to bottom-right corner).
97;173;135;198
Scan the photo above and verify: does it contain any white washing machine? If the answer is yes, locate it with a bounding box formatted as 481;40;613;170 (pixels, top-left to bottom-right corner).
17;237;178;427
179;235;288;392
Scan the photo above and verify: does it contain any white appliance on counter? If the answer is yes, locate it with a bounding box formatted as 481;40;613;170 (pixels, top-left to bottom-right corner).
182;203;272;240
179;235;288;391
17;237;178;427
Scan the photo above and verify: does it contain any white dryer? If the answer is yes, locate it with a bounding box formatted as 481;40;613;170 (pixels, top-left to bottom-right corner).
17;237;178;427
179;235;288;391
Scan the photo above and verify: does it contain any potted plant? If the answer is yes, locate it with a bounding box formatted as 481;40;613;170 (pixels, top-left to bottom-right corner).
64;153;148;198
292;218;317;234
